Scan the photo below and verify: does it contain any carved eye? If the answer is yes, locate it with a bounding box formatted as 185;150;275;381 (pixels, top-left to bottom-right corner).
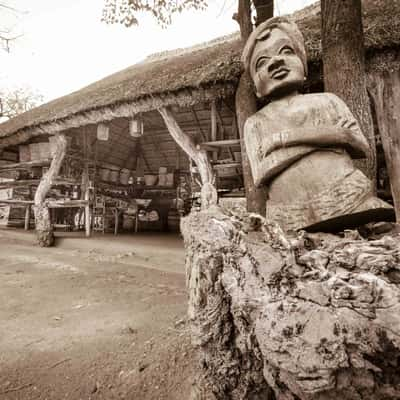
255;56;270;71
279;46;294;55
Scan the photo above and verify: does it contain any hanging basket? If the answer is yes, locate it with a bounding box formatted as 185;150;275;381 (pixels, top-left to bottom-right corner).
97;123;109;141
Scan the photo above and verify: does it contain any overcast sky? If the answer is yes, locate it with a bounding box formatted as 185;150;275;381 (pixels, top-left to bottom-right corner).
0;0;317;102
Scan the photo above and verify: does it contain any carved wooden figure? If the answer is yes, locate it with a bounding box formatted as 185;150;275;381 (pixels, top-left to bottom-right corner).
242;17;392;231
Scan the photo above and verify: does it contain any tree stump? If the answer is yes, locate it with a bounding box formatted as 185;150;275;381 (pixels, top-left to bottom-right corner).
182;205;400;400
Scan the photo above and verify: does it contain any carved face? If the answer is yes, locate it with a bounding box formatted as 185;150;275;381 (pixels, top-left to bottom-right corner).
250;28;305;98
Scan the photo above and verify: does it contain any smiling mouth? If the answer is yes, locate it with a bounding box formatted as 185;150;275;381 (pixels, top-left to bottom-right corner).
271;68;290;79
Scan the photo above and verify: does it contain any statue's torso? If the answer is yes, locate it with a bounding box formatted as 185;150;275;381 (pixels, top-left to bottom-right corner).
258;93;355;204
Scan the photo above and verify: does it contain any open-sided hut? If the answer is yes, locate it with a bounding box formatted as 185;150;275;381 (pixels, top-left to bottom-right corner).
0;0;399;245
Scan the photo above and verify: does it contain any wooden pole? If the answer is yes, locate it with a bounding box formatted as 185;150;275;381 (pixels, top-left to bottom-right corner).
211;101;218;162
84;193;91;236
34;133;67;247
114;208;119;235
321;0;376;184
368;72;400;222
82;130;91;237
24;205;30;230
234;0;269;215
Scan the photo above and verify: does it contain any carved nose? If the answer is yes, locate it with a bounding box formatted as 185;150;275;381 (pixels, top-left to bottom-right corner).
268;58;285;73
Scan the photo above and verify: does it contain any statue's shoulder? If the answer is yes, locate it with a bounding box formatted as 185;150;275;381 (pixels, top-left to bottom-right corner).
301;92;347;107
244;110;265;133
300;92;339;102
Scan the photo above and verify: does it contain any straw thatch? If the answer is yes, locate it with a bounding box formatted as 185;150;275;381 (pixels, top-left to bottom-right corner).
0;0;399;143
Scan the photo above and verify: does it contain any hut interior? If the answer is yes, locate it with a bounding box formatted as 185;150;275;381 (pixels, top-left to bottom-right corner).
0;98;242;234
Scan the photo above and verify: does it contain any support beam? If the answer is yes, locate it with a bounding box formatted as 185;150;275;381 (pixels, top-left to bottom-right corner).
368;72;400;222
190;107;207;142
234;0;268;215
197;139;241;151
210;100;218;161
34;133;67;247
158;107;216;208
82;131;91;237
0;159;51;172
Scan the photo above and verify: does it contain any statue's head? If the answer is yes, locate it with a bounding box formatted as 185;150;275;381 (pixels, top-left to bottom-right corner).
242;17;307;99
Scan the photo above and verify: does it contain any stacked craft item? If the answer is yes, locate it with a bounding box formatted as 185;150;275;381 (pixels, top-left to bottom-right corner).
158;166;174;187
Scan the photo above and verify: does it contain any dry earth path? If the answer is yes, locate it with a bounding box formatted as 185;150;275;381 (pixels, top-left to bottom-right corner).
0;229;194;400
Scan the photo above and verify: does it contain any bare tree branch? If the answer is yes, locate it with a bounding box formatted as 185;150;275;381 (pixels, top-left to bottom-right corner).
0;87;44;119
0;2;25;14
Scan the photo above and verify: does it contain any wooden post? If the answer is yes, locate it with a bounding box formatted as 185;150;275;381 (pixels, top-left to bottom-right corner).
321;0;376;183
211;101;218;162
234;0;268;215
114;208;119;235
368;72;400;221
236;73;268;215
24;205;30;230
34;133;67;247
158;107;216;208
82;130;91;237
84;194;91;236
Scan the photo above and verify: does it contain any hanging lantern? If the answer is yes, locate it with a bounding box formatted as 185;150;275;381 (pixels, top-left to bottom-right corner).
97;123;109;141
129;117;143;138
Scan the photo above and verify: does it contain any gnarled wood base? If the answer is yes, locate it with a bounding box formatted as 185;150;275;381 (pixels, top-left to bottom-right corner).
36;229;55;247
34;205;54;247
182;206;400;400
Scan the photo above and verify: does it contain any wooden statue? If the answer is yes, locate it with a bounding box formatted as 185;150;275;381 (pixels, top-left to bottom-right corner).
242;17;392;231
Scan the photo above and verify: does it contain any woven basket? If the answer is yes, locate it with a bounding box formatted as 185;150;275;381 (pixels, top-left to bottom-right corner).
120;169;131;185
99;168;110;182
144;174;157;186
109;168;120;183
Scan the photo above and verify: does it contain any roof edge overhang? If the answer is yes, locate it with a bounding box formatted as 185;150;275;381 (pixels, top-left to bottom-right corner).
0;82;237;149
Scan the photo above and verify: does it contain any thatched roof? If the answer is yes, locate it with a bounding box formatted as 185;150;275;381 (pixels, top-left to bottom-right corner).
0;0;399;142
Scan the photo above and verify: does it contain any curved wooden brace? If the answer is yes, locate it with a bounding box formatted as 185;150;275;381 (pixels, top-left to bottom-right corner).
158;107;217;207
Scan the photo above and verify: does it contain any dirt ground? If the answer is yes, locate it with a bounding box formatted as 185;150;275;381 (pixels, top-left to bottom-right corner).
0;229;196;400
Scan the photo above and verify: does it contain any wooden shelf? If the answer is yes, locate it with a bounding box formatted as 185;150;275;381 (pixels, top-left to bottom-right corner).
0;199;33;207
0;180;39;189
220;191;245;198
142;185;176;190
191;162;242;175
213;162;241;170
66;154;95;164
97;181;130;190
97;181;175;191
197;139;241;152
0;177;79;189
47;200;89;208
0;199;88;209
54;178;80;186
0;159;52;172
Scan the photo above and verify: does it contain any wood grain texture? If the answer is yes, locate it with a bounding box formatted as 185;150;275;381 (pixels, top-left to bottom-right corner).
34;133;67;247
182;205;400;399
244;89;391;231
321;0;376;181
368;71;400;222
